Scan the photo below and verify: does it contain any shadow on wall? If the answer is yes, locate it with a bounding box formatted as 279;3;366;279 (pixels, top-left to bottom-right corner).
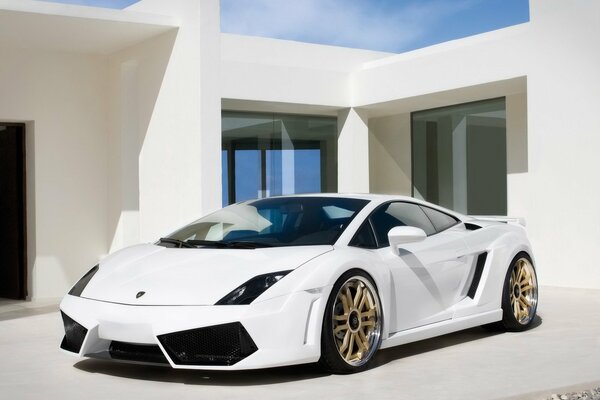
107;29;178;254
368;113;412;195
506;91;528;175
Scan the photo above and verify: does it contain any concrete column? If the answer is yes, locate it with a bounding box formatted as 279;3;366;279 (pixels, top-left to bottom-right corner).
337;108;369;193
124;0;222;241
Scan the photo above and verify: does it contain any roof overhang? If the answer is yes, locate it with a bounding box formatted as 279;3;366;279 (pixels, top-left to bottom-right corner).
357;76;527;118
0;0;178;55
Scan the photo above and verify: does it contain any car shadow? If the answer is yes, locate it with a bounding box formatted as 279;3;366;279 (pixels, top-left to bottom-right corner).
73;315;542;385
371;314;542;369
74;359;331;386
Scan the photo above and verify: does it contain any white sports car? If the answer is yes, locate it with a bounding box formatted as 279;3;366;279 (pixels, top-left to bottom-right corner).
60;194;538;373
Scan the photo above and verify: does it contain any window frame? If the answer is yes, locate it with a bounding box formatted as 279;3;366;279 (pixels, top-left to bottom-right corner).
348;218;379;249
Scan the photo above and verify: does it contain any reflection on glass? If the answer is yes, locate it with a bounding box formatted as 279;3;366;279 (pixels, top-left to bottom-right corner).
168;197;368;247
265;149;321;196
234;149;261;202
412;98;507;215
222;112;337;206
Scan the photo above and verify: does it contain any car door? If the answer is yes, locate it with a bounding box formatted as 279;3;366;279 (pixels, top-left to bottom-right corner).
370;202;471;333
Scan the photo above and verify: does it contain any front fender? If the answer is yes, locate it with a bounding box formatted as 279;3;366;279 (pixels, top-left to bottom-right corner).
256;246;393;340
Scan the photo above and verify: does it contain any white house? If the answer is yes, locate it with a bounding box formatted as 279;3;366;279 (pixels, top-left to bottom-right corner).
0;0;598;299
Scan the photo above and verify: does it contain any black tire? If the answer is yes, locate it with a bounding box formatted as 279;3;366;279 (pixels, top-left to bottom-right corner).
319;269;383;374
489;252;538;332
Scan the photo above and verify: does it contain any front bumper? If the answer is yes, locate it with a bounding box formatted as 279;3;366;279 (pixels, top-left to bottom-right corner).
59;289;328;370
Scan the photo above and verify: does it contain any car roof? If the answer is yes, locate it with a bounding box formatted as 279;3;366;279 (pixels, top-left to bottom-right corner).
251;192;418;204
243;193;467;220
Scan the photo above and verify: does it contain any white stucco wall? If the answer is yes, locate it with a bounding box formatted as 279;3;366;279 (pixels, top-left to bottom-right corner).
104;0;222;252
221;34;392;108
0;48;109;299
523;0;600;288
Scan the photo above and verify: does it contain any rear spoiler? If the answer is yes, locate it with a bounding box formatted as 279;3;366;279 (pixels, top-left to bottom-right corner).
469;216;527;227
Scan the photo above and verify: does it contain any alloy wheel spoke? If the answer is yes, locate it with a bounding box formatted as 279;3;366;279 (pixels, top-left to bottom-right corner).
517;265;524;283
355;332;365;352
362;308;376;318
334;324;348;334
345;287;354;310
358;328;370;351
345;332;355;360
339;293;350;314
339;331;350;353
520;284;533;293
354;284;363;307
358;291;368;311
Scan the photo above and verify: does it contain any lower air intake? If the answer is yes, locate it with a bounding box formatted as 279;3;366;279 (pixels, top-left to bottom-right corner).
109;341;169;365
60;312;88;353
157;322;258;366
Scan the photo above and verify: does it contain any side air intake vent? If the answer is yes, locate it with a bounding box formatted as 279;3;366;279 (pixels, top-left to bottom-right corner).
158;322;257;366
467;252;488;299
60;312;88;353
465;222;482;231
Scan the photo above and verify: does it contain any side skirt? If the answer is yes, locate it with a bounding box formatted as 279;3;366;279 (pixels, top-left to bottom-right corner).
380;309;502;349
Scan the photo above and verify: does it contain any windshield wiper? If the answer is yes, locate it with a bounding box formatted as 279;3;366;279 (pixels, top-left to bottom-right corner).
157;237;197;248
187;240;273;249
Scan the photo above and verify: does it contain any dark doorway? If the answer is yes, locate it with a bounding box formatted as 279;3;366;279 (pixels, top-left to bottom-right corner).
0;123;27;299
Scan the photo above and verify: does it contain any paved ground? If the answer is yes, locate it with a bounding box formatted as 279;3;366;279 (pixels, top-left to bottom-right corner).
1;287;599;400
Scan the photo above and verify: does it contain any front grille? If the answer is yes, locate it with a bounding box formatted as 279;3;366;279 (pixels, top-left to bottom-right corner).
157;322;258;366
109;341;169;365
60;312;88;353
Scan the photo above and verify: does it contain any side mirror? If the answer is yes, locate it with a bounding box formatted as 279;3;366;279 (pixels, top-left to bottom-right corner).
388;226;426;255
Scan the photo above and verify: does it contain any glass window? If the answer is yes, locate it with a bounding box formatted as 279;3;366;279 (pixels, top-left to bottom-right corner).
167;197;368;247
222;112;337;206
420;206;458;232
412;98;507;215
349;222;377;249
370;202;436;247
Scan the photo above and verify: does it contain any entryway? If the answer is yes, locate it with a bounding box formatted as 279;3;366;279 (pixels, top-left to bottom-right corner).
0;123;26;299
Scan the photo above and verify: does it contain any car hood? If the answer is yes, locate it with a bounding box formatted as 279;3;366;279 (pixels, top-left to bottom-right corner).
80;243;332;306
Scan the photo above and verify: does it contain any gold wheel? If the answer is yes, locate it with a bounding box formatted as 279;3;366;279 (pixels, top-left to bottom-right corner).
332;277;381;366
509;257;538;325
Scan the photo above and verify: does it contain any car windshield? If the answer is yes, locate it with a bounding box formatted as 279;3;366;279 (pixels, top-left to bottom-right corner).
164;197;369;247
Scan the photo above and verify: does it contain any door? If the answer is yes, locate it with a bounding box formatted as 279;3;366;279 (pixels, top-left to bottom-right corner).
370;202;470;333
0;124;26;299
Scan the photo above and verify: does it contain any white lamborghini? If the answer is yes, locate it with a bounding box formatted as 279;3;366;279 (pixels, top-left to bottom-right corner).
59;194;538;373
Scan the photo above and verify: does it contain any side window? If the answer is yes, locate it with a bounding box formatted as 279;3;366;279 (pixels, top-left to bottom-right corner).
420;206;459;232
349;222;377;249
370;202;436;247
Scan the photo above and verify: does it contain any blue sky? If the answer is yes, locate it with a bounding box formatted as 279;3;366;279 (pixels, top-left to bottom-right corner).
40;0;529;53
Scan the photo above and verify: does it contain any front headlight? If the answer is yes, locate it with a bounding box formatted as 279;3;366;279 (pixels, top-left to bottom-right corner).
215;270;292;305
68;265;99;297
